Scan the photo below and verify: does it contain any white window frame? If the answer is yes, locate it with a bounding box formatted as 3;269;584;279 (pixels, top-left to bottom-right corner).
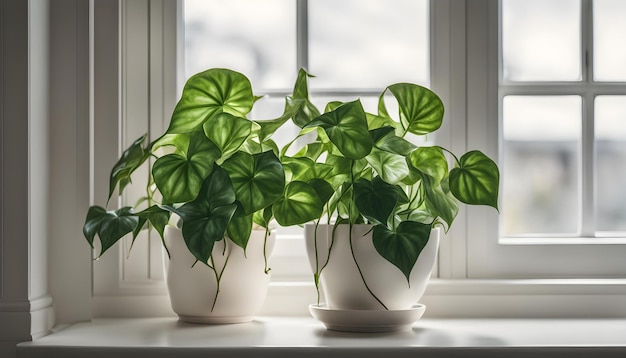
91;0;626;319
464;0;626;279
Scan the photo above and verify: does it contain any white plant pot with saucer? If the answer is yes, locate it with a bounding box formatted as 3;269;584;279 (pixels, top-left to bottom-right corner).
305;223;439;332
165;226;275;324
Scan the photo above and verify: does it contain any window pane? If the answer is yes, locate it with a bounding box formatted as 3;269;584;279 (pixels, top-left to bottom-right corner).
502;0;581;82
309;0;429;89
184;0;296;90
501;96;581;236
593;0;626;81
595;96;626;232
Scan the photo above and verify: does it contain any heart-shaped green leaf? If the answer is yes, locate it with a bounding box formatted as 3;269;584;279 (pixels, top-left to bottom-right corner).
449;150;500;210
365;147;410;184
167;68;254;134
203;112;253;159
305;100;373;160
227;214;253;251
108;135;152;200
379;83;444;136
370;127;416;156
168;166;238;264
409;146;448;184
273;181;323;226
152;132;221;203
83;206;139;257
372;221;432;283
288;69;321;128
135;205;171;242
222;151;285;215
423;176;459;228
354;177;401;226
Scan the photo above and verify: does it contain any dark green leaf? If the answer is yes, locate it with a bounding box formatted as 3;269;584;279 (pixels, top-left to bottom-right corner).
170;166;238;264
227;214;253;251
83;206;139;257
373;221;432;283
354;177;401;226
308;178;334;205
83;206;108;247
167;68;254;133
135;205;171;241
449;150;500;210
305;100;373;160
108;135;152;200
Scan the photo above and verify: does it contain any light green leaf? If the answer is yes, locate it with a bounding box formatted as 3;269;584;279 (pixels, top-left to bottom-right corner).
409;146;448;184
379;83;444;136
222;151;285;215
167;68;254;133
203;112;253;159
365;147;410;184
273;181;323;226
152;132;221;203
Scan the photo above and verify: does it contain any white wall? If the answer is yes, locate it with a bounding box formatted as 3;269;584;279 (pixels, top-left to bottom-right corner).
0;1;92;357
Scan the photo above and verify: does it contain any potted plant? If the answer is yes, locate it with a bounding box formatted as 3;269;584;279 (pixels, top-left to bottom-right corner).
271;70;500;332
83;68;294;323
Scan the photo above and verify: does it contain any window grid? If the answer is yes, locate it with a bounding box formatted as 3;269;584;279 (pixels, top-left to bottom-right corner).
499;0;626;238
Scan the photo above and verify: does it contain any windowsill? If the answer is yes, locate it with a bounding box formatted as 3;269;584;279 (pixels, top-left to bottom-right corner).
17;317;626;358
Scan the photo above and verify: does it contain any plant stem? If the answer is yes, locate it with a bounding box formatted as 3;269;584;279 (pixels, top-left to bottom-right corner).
209;243;232;312
263;228;271;274
349;223;388;310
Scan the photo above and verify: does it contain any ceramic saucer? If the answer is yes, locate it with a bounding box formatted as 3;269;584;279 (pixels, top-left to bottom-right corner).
309;303;426;332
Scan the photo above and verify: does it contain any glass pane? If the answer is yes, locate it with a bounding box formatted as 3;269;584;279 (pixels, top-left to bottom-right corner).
502;0;581;81
593;0;626;81
184;0;296;90
595;96;626;232
309;0;429;89
501;96;581;236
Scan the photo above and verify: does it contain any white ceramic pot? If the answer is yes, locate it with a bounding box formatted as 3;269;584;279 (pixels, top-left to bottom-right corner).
164;226;275;324
305;223;439;311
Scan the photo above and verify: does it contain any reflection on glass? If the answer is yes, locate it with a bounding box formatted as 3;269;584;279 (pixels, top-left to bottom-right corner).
595;96;626;232
184;0;296;89
594;0;626;81
502;0;581;82
501;96;581;236
309;0;429;89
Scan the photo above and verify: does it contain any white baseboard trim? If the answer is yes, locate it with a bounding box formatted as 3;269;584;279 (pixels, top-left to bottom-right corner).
0;295;55;341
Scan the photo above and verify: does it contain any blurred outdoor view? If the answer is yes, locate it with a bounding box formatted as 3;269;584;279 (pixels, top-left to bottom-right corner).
184;0;626;238
502;0;626;236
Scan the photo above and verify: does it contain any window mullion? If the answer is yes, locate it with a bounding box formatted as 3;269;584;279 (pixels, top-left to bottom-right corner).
580;0;595;237
296;0;308;71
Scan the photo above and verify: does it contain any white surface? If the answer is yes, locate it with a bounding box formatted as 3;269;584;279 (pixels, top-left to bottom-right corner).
309;304;426;332
16;317;626;358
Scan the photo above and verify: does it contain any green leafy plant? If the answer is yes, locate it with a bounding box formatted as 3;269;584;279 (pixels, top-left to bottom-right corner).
271;69;500;307
83;68;290;308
